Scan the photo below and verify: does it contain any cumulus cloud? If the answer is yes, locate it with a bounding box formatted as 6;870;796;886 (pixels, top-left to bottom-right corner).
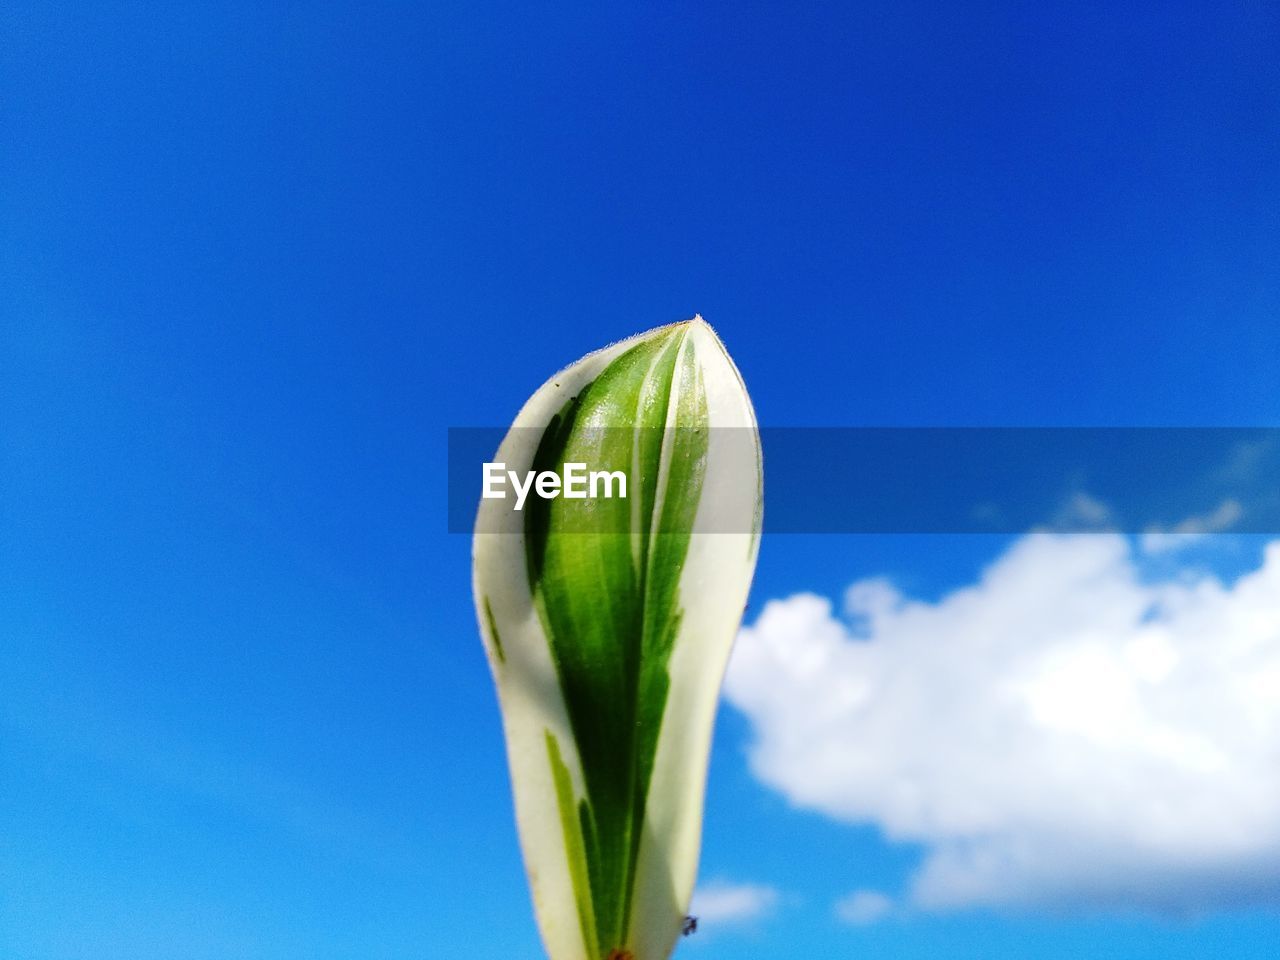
834;889;894;925
724;534;1280;914
688;881;779;926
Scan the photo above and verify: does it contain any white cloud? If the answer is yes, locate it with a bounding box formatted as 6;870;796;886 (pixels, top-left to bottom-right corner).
1052;491;1113;530
1216;437;1276;485
724;533;1280;914
1141;499;1243;554
834;889;894;925
689;881;779;926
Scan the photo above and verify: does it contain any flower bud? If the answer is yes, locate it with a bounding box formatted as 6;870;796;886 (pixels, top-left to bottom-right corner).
474;317;762;960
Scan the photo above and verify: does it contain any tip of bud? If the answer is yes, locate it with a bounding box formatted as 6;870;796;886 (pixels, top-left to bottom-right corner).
683;313;730;355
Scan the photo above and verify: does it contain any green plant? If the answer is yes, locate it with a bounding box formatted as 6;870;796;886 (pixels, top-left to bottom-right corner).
473;317;762;960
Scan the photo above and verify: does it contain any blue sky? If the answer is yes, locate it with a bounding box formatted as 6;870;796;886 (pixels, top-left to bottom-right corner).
3;2;1279;958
